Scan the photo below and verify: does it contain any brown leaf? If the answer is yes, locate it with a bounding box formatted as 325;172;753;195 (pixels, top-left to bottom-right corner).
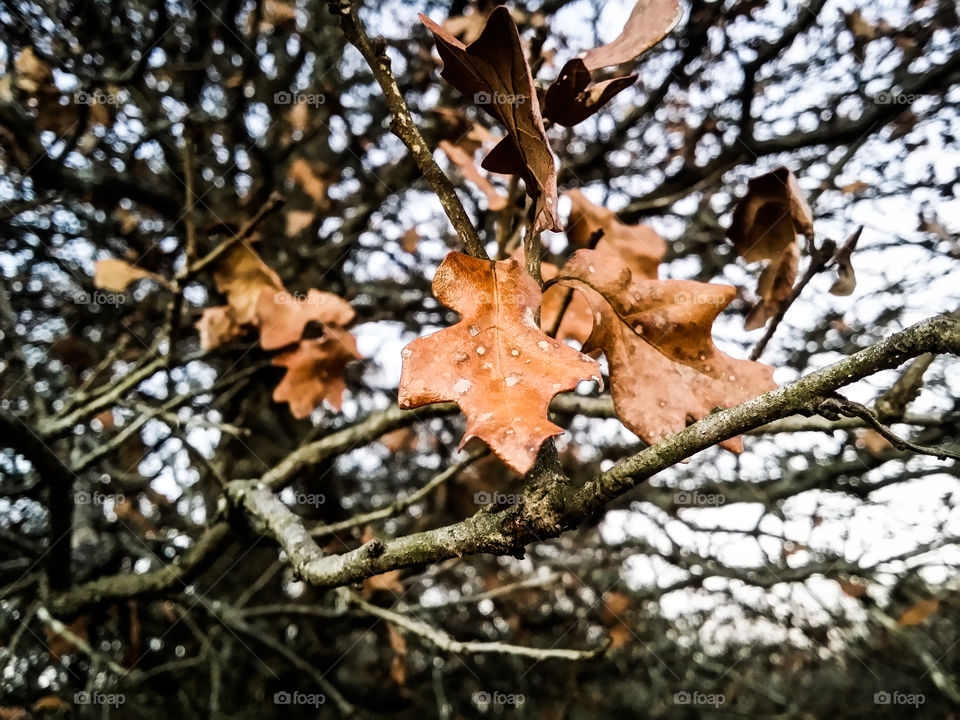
727;167;813;330
898;598;938;626
838;579;868;598
566;189;666;279
31;696;69;712
213;244;284;325
399;228;420;254
398;252;601;474
420;7;560;233
386;624;408;686
44;615;89;661
745;241;798;330
542;59;636;127
539;261;596;345
271;328;361;418
256;288;355;350
195;306;244;350
557;249;776;450
93;258;159;292
855;428;892;454
285;210;315;237
0;708;27;720
287;158;330;204
438;139;508;211
839;180;870;194
362;569;405;596
829;227;861;296
581;0;683;70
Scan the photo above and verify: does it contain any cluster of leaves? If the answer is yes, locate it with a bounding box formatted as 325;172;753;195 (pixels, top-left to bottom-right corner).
94;244;359;419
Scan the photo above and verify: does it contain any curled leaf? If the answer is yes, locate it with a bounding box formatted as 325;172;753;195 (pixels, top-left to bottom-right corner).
398;252;601;474
727;167;813;330
542;59;636;127
196;306;243;350
829;227;862;297
213;244;284;325
557;249;776;450
582;0;682;70
420;6;560;233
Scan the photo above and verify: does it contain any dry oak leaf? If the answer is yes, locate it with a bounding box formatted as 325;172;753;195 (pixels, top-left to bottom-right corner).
829;227;861;297
566;189;666;280
285;209;315;237
898;598;939;626
438;139;509;211
213;244;284;325
726;166;814;330
195;305;244;351
287;157;330;205
398;252;601;474
420;6;561;233
556;249;776;451
581;0;683;70
256;287;356;350
542;58;636;127
272;327;361;418
93;258;160;292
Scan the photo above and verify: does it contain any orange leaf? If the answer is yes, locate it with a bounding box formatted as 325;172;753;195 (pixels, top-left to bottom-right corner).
399;228;420;254
838;579;868;598
386;624;408;686
727;167;813;330
285;210;315;237
581;0;683;70
398;252;601;474
566;189;666;280
898;598;938;626
557;249;776;450
213;244;284;325
287;158;330;204
420;7;560;233
31;696;68;712
271;328;361;418
438;139;508;211
195;305;243;350
93;258;159;292
256;288;355;350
